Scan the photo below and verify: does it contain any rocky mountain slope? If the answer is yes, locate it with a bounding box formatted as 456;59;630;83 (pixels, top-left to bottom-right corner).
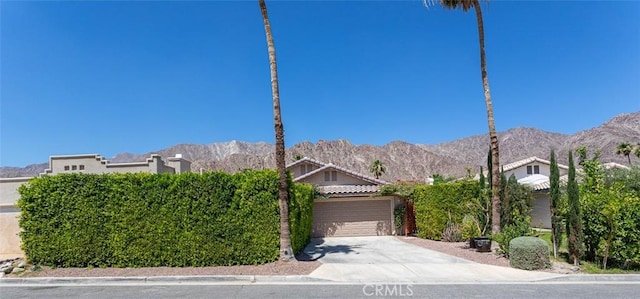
2;112;638;180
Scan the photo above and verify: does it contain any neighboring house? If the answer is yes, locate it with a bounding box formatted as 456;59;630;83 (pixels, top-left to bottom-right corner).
501;157;569;229
0;153;191;259
494;157;631;229
41;153;191;175
287;157;402;238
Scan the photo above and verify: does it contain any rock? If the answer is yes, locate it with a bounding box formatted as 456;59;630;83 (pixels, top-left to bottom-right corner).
1;262;15;274
570;266;580;271
11;267;25;274
18;261;27;268
1;265;14;274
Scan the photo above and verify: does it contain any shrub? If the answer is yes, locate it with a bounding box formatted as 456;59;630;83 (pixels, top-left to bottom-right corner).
17;170;315;267
412;181;479;240
289;183;315;253
494;220;532;257
442;222;463;242
461;214;481;241
509;237;551;270
394;206;406;233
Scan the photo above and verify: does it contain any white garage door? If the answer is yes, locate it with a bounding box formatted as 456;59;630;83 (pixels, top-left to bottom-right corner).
312;199;392;237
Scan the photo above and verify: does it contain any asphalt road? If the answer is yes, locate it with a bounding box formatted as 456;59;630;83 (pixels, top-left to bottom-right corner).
2;283;639;299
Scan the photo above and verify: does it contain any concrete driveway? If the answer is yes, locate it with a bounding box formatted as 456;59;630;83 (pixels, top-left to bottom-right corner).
302;236;563;283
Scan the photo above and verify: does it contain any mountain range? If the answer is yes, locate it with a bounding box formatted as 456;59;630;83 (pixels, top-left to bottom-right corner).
2;112;639;180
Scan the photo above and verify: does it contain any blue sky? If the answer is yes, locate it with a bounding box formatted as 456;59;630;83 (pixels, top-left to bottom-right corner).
1;1;639;167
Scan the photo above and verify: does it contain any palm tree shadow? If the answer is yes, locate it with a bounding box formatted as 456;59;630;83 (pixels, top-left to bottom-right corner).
297;238;359;262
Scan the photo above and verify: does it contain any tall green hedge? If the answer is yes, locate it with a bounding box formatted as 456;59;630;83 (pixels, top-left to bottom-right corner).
412;181;479;240
17;170;314;267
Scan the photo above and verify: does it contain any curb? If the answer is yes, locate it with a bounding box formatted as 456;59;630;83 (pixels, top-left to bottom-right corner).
540;274;640;282
0;275;331;285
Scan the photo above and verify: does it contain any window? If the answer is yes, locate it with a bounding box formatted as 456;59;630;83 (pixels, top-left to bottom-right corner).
527;165;540;174
300;164;314;175
64;165;70;171
79;165;85;170
324;170;338;182
72;165;77;170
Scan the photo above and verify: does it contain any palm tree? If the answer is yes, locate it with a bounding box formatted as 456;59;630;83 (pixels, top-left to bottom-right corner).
635;143;640;160
424;0;501;234
259;0;294;262
369;160;386;179
616;141;633;165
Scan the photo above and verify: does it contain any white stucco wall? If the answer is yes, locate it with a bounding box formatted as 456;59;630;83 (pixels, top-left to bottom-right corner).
0;178;30;259
531;192;551;229
505;161;568;180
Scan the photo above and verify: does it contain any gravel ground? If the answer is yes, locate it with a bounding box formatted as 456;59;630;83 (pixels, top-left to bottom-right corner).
3;256;321;278
396;236;511;268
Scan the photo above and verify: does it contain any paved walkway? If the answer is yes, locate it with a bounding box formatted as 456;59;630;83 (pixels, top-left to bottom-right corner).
303;236;564;283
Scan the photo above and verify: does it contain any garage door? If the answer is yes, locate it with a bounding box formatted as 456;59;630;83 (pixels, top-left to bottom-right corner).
312;199;392;237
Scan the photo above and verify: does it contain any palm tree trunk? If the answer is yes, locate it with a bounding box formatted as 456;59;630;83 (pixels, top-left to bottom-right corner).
259;0;295;262
473;0;501;235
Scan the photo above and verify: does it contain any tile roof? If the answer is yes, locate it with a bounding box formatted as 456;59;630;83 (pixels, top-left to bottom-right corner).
285;157;326;169
602;162;630;170
502;156;569;172
517;174;569;191
317;185;381;195
473;156;569;180
289;157;388;185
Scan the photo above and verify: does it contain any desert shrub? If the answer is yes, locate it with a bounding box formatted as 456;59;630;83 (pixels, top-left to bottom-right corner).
509;237;551;270
442;222;463;242
494;220;533;257
461;214;481;241
412;181;479;240
17;171;315;267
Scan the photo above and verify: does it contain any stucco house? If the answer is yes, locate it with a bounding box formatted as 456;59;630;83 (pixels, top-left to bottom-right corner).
497;157;569;229
0;153;191;259
286;157;402;238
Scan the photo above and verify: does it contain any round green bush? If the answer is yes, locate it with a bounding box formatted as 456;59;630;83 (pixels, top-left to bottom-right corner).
509;236;551;270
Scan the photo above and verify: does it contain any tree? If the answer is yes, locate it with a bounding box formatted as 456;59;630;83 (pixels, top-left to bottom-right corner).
424;0;501;234
259;0;294;262
635;143;640;160
549;149;562;258
616;142;633;166
566;150;583;266
369;160;386;179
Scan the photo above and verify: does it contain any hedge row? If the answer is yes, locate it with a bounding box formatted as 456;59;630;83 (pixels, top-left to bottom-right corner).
17;170;314;268
412;181;479;240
